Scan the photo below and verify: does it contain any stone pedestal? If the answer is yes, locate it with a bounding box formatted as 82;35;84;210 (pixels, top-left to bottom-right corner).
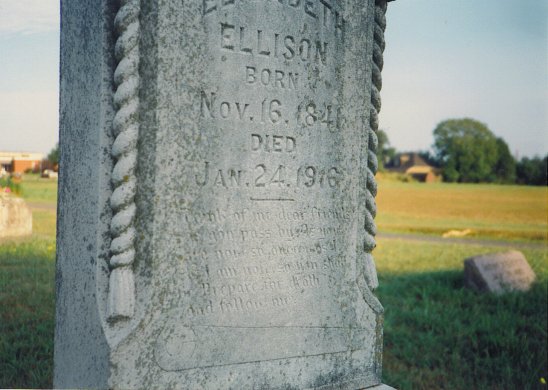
0;194;32;239
55;0;394;388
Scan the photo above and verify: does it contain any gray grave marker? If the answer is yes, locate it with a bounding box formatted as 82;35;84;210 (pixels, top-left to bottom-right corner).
0;194;32;239
464;251;536;294
55;0;395;388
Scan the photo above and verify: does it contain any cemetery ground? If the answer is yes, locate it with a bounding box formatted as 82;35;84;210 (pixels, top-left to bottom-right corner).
1;175;546;389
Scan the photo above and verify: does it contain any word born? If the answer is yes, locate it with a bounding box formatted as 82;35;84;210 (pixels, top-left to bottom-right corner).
246;66;299;90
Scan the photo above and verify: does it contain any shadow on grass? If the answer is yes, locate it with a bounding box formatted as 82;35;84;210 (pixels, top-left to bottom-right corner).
0;239;55;389
378;270;548;390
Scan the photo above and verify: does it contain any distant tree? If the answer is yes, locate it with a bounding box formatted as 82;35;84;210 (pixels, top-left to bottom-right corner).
376;129;396;170
494;137;516;183
47;144;59;165
516;155;547;186
433;118;504;183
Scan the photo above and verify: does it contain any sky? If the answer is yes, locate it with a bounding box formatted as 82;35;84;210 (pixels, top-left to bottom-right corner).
0;0;59;156
381;0;547;158
0;0;546;158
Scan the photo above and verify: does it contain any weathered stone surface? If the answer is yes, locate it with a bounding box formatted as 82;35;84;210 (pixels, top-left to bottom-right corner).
55;0;394;388
464;251;536;294
0;194;32;238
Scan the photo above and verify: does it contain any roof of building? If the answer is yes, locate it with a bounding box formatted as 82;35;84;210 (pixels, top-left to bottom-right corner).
0;152;44;161
387;152;440;176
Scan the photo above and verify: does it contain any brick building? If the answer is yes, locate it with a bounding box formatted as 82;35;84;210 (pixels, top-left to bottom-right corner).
387;152;441;183
0;152;44;175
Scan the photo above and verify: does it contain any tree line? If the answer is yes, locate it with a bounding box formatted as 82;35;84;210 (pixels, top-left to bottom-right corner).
377;118;547;186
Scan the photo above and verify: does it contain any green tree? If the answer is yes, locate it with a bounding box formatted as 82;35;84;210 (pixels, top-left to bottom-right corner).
494;137;516;183
433;118;506;183
47;143;59;165
376;129;396;170
516;155;547;186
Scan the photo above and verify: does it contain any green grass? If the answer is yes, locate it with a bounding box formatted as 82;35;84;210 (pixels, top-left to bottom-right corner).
0;174;57;388
0;177;546;388
0;239;55;389
31;210;57;240
375;238;548;389
376;180;548;242
18;173;58;204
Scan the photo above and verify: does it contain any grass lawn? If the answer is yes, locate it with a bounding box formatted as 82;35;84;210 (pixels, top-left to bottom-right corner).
376;180;548;242
1;174;57;388
17;174;58;204
374;238;547;389
0;239;55;389
0;175;546;389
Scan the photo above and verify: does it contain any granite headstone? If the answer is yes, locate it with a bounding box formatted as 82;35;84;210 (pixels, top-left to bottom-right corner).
464;251;536;294
55;0;395;388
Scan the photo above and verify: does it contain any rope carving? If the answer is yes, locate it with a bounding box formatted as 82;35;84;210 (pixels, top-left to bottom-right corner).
363;0;387;290
107;0;140;321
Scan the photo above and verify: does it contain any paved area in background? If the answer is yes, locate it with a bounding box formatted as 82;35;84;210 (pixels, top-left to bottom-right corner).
378;232;547;250
27;202;57;211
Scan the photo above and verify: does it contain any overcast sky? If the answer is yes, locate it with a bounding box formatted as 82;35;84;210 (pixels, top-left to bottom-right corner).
0;0;546;158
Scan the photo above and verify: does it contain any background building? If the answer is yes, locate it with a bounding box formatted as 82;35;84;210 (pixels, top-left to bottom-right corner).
387;152;441;183
0;152;44;175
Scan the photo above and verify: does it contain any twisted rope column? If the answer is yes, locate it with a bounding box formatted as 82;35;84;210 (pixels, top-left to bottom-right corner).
107;0;140;321
363;0;387;290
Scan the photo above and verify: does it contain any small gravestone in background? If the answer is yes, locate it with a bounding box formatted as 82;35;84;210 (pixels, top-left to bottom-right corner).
0;194;32;239
55;0;395;388
464;251;536;294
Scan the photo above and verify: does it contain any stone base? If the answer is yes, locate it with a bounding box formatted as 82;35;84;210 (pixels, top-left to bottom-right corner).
0;195;32;238
367;385;396;390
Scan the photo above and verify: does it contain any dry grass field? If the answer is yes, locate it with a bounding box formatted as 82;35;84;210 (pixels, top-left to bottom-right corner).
376;179;547;242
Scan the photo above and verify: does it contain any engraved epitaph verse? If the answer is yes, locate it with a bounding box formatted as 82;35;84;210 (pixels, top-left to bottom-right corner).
153;0;376;372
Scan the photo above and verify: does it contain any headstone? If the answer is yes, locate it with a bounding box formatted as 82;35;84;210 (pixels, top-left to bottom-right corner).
55;0;395;388
464;251;536;294
0;194;32;238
